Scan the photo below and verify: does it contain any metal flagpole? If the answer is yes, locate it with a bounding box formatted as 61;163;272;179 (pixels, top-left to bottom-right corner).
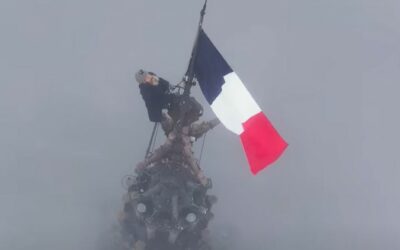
183;0;208;96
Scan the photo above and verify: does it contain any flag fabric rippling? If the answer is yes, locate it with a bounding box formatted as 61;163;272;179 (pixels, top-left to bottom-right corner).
193;29;287;174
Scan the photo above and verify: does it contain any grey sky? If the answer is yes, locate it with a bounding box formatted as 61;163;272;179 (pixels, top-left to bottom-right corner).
1;0;399;249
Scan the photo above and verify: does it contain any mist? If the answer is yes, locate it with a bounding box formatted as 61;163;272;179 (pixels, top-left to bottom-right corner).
1;0;400;249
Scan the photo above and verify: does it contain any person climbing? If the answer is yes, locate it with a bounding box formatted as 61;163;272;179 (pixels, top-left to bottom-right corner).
135;69;172;122
135;69;219;186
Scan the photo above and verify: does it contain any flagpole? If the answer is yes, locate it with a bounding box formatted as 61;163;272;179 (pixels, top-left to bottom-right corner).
183;0;208;96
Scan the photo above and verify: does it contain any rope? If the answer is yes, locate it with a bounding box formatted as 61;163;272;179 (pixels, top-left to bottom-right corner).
144;122;158;159
150;122;159;152
198;132;207;165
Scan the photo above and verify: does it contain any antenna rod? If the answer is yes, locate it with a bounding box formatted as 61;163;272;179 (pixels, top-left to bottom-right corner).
183;0;208;96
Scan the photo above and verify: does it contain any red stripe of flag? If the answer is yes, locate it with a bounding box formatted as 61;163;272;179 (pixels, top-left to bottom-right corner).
240;112;288;175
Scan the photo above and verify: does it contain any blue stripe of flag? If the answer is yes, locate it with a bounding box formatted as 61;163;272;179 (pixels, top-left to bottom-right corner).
193;29;233;104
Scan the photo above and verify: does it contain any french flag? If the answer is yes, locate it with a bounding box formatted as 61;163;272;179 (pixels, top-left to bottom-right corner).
193;29;288;174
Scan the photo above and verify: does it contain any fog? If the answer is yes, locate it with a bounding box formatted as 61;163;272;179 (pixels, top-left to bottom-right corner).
1;0;399;249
